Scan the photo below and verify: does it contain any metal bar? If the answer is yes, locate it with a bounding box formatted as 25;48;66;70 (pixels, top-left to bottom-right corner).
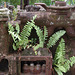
20;0;23;9
24;0;29;9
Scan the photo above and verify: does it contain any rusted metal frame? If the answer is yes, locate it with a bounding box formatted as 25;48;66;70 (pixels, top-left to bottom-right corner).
45;57;52;75
0;56;17;75
8;56;17;75
0;22;8;55
16;57;21;75
16;56;52;75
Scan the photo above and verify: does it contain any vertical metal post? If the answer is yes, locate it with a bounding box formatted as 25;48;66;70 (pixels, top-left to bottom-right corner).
24;0;29;9
20;0;23;9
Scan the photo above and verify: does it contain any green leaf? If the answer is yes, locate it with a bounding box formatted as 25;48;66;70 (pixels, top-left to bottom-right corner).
13;43;17;50
33;15;37;21
56;65;66;73
47;30;66;48
35;51;38;55
8;23;14;32
54;67;63;75
63;60;70;72
70;56;75;67
20;23;33;40
8;31;21;42
34;25;44;47
44;26;48;42
16;23;20;34
54;38;75;75
33;44;43;51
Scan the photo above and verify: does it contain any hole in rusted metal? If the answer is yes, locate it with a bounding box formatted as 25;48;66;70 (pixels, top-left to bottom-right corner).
0;59;9;72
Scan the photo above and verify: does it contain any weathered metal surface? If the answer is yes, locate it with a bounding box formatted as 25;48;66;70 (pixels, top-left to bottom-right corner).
8;56;17;75
0;56;17;75
0;22;9;55
21;48;51;56
25;5;40;12
18;1;75;75
0;8;10;55
0;1;75;75
19;11;75;37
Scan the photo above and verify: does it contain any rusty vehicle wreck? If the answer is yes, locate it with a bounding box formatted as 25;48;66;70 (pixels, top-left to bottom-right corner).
0;0;75;75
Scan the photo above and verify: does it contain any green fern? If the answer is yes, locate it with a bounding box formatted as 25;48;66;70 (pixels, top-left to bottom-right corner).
16;23;20;34
33;25;44;49
63;56;75;72
70;56;75;67
8;15;66;53
54;38;65;64
54;38;75;75
47;30;66;48
33;25;66;51
8;23;14;32
8;16;37;50
20;15;37;40
8;23;21;43
54;67;63;75
12;8;18;21
33;26;48;50
44;26;48;43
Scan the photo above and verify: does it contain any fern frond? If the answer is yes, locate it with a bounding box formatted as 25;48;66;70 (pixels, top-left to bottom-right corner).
13;43;17;50
47;30;66;48
33;15;37;21
8;23;21;50
54;38;66;75
54;38;65;64
63;56;75;72
63;60;70;72
8;23;14;32
20;15;37;40
33;25;44;48
20;16;37;49
54;38;75;75
16;23;20;34
8;31;21;43
8;16;37;51
16;39;29;49
33;44;41;51
8;23;21;42
56;64;66;73
31;15;37;23
70;56;75;67
44;26;48;42
20;23;33;40
32;26;48;51
54;67;63;75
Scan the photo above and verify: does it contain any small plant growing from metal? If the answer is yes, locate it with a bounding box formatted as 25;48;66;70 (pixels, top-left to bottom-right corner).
53;38;75;75
8;15;66;54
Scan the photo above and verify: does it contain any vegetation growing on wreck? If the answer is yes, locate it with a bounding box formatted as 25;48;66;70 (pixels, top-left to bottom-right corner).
8;15;66;54
53;38;75;75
